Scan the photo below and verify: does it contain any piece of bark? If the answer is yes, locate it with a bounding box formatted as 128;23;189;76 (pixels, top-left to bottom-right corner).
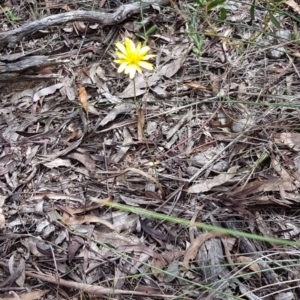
0;56;69;73
0;0;169;46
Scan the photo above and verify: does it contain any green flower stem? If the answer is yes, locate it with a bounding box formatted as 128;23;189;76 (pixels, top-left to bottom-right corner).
105;201;300;248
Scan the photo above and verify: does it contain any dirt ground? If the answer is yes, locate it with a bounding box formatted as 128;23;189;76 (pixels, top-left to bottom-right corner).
1;0;300;299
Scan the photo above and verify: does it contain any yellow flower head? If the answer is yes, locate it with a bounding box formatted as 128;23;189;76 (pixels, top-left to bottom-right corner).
114;38;156;79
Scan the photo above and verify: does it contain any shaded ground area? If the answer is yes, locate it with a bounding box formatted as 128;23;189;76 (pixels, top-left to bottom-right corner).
1;0;300;299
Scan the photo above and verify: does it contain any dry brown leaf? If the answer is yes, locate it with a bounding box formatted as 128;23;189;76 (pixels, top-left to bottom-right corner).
124;167;163;193
255;211;276;247
1;0;13;10
231;179;295;197
21;237;42;256
158;261;180;283
89;197;111;206
166;110;192;140
113;128;132;163
235;256;261;279
30;193;84;203
153;250;185;281
150;256;167;277
58;203;104;215
42;158;72;169
0;209;5;226
68;235;84;262
8;256;25;287
74;21;87;33
99;103;135;126
82;67;90;77
0;258;24;288
68;151;96;175
93;231;140;255
274;132;300;151
183;232;227;269
158;43;193;78
63;129;83;143
271;158;292;182
33;83;64;102
61;75;76;101
286;0;300;13
184;82;211;90
137;109;145;142
78;85;89;116
117;244;164;263
1;290;50;300
0;195;5;226
188;166;239;193
63;215;117;232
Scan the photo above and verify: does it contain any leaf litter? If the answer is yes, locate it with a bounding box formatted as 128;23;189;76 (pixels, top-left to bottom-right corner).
1;0;300;299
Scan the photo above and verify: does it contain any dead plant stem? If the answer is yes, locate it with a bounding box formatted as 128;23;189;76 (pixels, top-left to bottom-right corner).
133;78;162;189
158;103;222;161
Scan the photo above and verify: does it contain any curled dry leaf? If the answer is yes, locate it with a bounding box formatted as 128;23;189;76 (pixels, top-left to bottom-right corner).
93;231;140;255
124;167;163;194
230;179;296;197
188;166;239;193
0;257;25;288
63;215;117;232
113;128;132;163
0;209;5;226
274;132;300;151
33;83;64;102
99;103;135;126
166;110;192;140
235;256;261;279
0;195;5;226
149;249;181;283
159;261;180;283
184;82;211;90
8;256;25;287
286;0;300;13
42;158;72;169
78;85;89;116
3;290;50;300
271;158;290;181
183;232;227;269
68;151;96;175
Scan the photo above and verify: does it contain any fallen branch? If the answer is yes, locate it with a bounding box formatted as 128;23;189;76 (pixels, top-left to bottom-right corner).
0;0;169;46
0;261;173;298
0;56;69;73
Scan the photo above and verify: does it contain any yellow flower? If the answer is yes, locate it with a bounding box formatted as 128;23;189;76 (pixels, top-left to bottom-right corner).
114;38;156;79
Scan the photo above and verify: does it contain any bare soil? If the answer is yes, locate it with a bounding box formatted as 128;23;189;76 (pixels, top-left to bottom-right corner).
1;0;300;299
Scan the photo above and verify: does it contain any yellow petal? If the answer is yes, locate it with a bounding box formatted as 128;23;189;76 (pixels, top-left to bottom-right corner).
124;66;130;75
126;38;136;53
114;38;156;79
135;64;142;74
136;42;142;53
124;65;137;79
138;61;154;70
114;59;127;64
115;42;127;55
117;63;128;73
129;67;137;79
139;46;150;56
143;54;157;60
116;51;126;59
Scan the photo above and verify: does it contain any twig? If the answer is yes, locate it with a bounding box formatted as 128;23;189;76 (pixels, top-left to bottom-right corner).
0;0;169;46
158;103;222;160
0;260;173;297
